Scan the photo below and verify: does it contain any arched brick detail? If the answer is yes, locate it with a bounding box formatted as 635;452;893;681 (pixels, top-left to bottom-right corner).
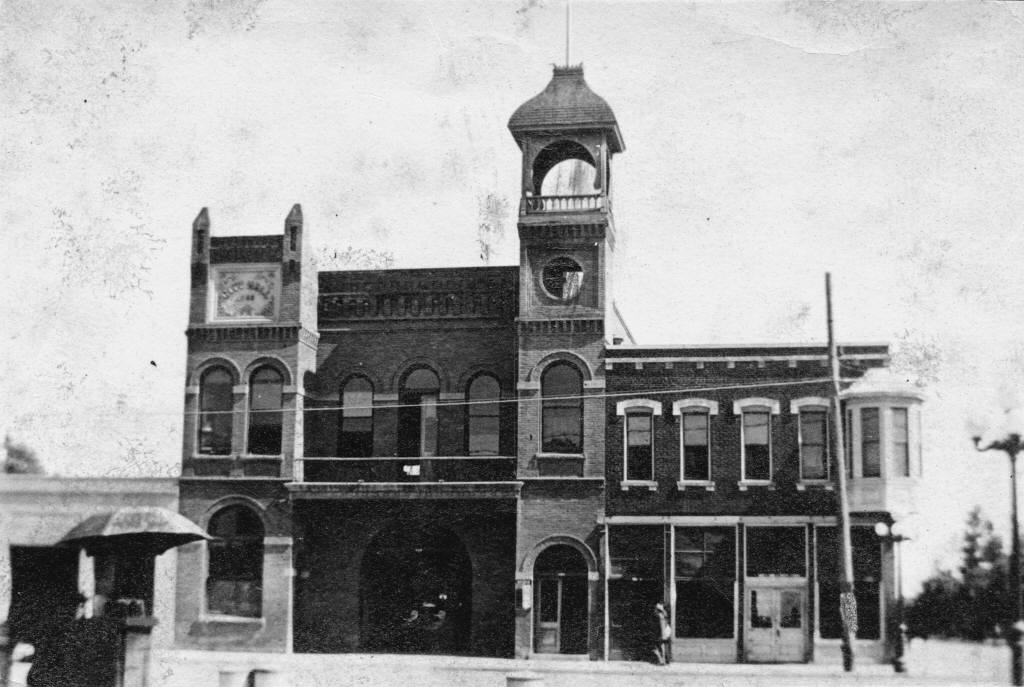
519;535;598;577
242;356;293;386
189;357;243;386
529;351;594;383
201;495;267;529
391;358;449;394
457;365;506;394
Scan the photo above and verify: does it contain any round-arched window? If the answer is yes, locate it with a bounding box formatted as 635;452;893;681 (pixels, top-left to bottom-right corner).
206;505;264;618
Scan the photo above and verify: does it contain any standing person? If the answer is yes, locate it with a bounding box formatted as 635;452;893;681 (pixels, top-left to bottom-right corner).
653;602;672;665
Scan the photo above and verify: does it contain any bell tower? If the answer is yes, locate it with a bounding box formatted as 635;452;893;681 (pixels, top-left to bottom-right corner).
509;64;625;478
508;64;624;659
508;64;624;326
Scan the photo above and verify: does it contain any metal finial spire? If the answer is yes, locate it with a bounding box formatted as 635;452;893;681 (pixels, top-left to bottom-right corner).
565;0;571;67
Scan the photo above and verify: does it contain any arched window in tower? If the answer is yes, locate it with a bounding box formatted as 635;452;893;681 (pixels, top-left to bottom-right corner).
206;505;264;618
467;374;501;456
247;366;283;455
399;368;440;466
532;140;597;197
541;363;583;454
339;377;374;457
198;366;234;455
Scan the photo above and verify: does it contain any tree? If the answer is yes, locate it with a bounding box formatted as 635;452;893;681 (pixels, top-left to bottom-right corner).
906;507;1008;640
3;434;45;474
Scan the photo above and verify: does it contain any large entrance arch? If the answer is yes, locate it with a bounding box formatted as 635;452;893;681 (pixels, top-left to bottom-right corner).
533;544;589;655
360;522;472;654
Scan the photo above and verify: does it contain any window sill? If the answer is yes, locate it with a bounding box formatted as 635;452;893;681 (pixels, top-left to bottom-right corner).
239;454;283;461
535;452;584;460
676;480;715;492
620;480;658;491
796;480;834;491
198;613;265;625
737;480;775;491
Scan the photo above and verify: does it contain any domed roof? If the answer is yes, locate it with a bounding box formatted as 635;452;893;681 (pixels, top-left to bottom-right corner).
508;65;624;153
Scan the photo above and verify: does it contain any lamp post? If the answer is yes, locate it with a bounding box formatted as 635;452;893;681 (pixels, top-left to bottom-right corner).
875;520;909;673
969;408;1024;687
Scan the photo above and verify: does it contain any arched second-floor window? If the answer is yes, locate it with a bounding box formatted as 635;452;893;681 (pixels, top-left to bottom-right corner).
247;366;283;455
467;374;500;456
541;362;583;454
399;368;440;460
206;505;264;618
339;377;374;457
198;366;233;455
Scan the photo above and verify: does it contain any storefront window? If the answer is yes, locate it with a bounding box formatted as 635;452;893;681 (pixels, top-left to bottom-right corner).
674;527;735;638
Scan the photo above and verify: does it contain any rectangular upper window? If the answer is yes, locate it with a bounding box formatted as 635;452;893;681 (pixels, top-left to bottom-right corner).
799;409;829;480
861;407;881;477
681;411;710;481
625;411;654;481
892;407;910;477
742;410;771;481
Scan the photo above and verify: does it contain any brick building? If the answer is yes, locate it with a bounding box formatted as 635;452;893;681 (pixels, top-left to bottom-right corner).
172;64;923;664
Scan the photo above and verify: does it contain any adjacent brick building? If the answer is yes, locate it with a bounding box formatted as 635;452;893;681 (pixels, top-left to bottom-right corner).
172;64;924;665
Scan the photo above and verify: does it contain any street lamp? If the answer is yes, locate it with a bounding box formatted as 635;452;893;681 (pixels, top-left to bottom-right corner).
969;406;1024;687
874;520;909;673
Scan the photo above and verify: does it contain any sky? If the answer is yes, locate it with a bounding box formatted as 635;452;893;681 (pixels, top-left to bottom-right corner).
4;0;1024;592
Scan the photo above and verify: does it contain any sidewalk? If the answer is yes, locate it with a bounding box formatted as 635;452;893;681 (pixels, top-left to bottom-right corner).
147;640;1010;687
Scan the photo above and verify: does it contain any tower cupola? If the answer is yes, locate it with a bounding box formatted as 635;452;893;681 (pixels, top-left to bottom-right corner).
508;65;623;211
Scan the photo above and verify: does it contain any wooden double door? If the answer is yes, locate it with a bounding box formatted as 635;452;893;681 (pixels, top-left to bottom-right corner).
745;584;807;662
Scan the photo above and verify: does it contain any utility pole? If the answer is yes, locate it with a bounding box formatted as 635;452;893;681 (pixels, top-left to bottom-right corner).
826;273;856;671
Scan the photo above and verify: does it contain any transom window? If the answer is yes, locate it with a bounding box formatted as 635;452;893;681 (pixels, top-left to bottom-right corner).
247;366;283;455
541;362;583;453
198;366;233;455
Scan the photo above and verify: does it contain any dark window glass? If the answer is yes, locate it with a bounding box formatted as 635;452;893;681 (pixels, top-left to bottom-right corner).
206;506;263;617
800;409;829;480
340;377;373;458
815;526;881;639
538;579;559;623
743;410;771;481
861;408;880;477
674;527;735;638
746;526;806;577
609;526;663;581
625;411;653;481
681;411;710;481
247;367;283;455
398;368;440;462
892;408;910;477
198;367;233;455
541;363;583;453
845;408;853;479
467;375;500;456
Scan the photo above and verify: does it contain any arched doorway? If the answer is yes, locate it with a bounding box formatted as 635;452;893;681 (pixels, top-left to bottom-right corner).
534;544;589;655
360;523;472;654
